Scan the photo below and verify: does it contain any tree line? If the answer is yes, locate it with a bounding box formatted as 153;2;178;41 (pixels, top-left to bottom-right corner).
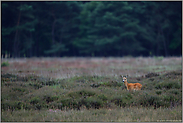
2;1;182;57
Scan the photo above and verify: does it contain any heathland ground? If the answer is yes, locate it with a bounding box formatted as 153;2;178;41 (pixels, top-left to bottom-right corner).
1;57;182;122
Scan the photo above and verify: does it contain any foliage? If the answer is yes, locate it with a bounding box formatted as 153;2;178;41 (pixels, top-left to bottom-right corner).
155;81;181;89
1;61;9;67
1;70;182;111
1;1;182;57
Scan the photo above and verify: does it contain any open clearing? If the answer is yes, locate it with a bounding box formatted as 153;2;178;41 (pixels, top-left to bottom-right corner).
1;57;182;122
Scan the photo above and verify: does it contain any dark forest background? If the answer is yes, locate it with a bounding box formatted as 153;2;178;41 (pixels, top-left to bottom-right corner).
1;1;182;58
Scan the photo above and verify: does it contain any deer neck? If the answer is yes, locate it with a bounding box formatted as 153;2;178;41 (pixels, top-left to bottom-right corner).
124;80;128;87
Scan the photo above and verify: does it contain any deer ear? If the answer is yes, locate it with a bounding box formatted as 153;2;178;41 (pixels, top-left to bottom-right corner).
120;75;123;78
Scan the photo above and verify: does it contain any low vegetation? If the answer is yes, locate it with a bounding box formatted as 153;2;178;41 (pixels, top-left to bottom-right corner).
2;106;182;122
1;61;9;67
1;70;182;121
1;57;182;122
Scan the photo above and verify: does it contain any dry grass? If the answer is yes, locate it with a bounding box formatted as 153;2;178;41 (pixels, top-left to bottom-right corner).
1;106;182;122
1;57;182;79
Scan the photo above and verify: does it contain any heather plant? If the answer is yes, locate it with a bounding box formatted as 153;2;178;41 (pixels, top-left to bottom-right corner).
1;57;182;122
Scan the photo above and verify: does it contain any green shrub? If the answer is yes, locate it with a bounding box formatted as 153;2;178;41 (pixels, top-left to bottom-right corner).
100;81;122;87
146;95;159;106
1;73;17;82
136;92;180;108
2;100;25;110
155;96;170;108
60;98;73;108
34;104;43;110
173;82;181;89
28;82;43;89
59;91;104;110
1;72;182;111
163;95;175;102
156;90;162;95
44;80;58;86
12;87;26;92
165;83;174;89
137;93;151;107
97;94;108;101
1;61;9;67
59;97;82;110
49;101;62;109
111;93;133;107
68;89;95;98
30;97;41;105
90;83;101;88
29;96;49;110
59;89;98;109
2;100;12;110
135;92;163;108
43;95;59;103
155;81;181;89
82;97;103;109
169;89;179;95
111;96;128;107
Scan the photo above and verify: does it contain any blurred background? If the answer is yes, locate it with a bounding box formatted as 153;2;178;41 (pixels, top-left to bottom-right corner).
1;1;182;58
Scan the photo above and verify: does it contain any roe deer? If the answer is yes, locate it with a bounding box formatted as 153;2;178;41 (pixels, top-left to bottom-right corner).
120;75;142;91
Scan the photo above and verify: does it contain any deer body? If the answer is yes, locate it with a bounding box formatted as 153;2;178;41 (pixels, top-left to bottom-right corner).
121;76;142;91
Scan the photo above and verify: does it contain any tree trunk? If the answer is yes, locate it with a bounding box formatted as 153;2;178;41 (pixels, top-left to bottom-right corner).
13;9;21;58
156;31;160;56
29;31;33;57
52;20;57;56
161;28;168;56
